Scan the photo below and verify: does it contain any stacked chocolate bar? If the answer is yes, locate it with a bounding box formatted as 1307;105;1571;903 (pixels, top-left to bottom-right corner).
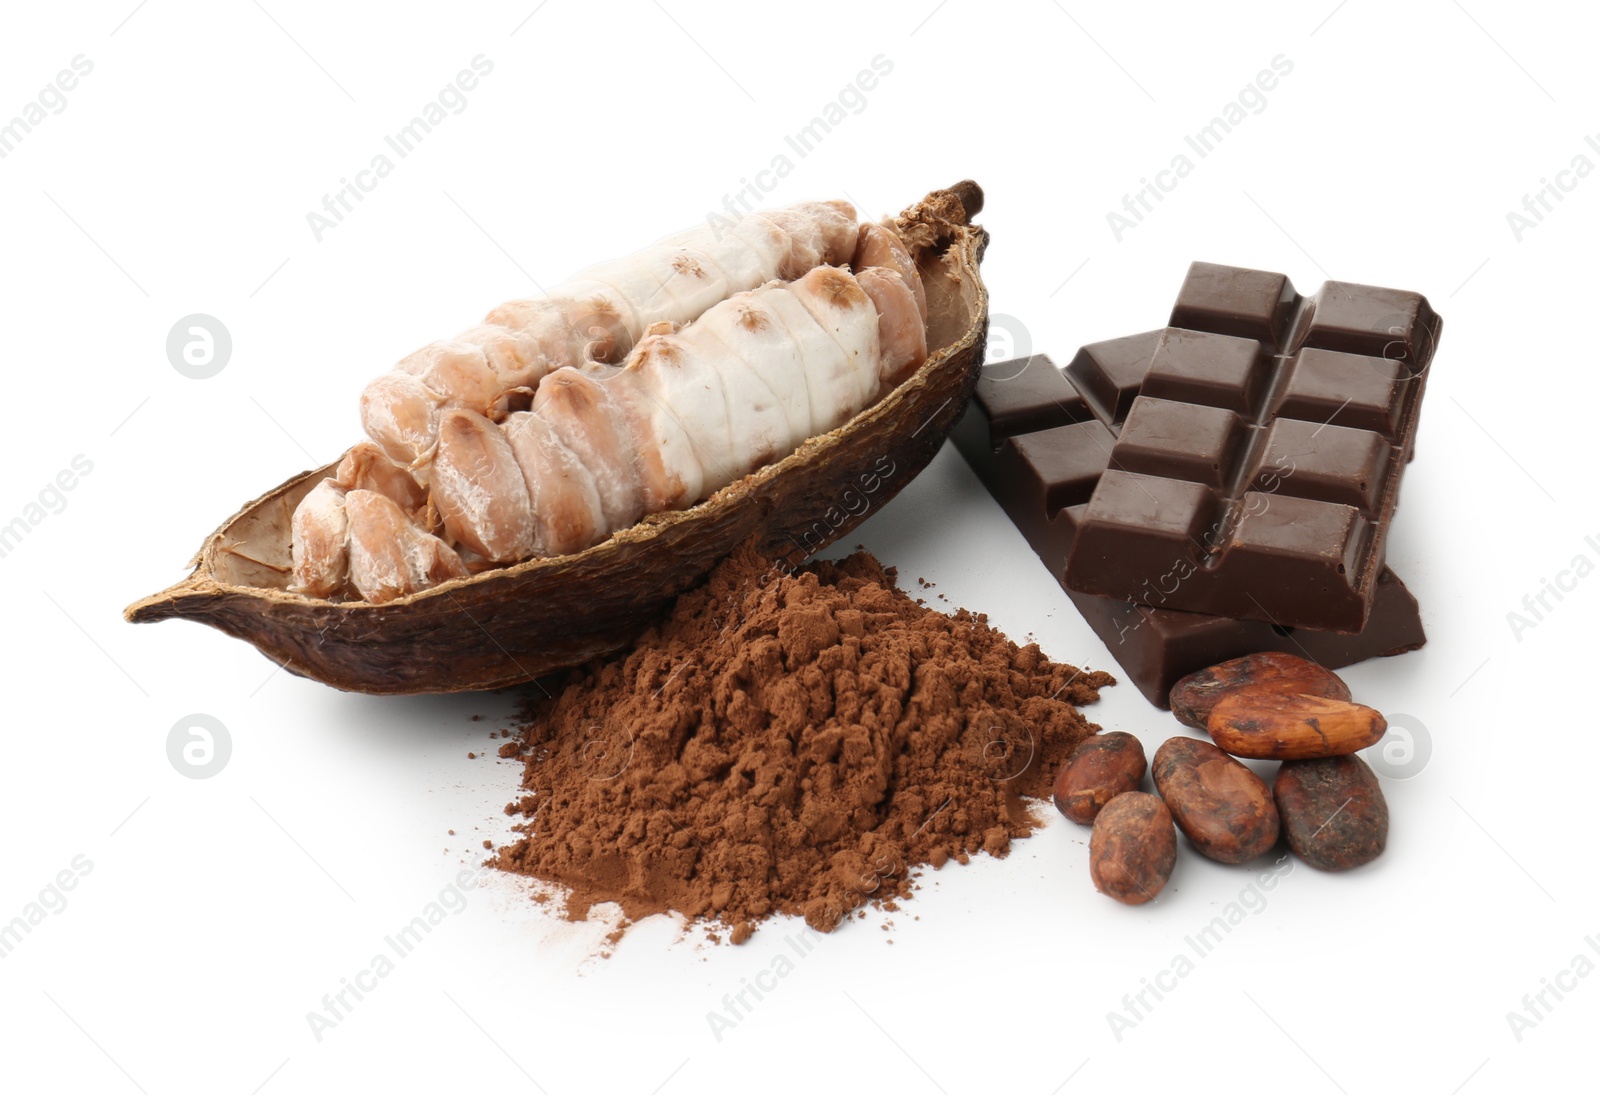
953;262;1439;706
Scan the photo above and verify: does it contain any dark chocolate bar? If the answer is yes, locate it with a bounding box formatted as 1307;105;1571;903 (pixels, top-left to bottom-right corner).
1060;263;1441;633
951;348;1426;707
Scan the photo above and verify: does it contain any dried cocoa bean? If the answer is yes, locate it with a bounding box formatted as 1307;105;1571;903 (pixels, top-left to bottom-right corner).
1274;755;1388;871
1151;737;1279;864
1169;652;1351;729
1054;731;1147;825
1208;688;1386;760
1089;793;1176;905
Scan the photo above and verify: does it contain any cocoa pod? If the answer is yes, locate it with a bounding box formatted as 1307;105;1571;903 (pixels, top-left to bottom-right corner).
1208;688;1386;760
1169;652;1350;729
1151;737;1279;864
1274;755;1388;871
124;183;990;694
1054;731;1147;825
1089;793;1176;905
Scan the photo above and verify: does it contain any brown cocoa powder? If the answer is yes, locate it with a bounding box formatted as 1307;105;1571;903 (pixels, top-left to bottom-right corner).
492;542;1114;940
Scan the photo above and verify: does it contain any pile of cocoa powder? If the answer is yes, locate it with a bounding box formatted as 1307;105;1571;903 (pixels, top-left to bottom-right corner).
492;542;1114;941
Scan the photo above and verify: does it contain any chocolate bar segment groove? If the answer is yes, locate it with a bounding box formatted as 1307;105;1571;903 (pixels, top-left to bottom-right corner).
952;341;1426;708
1061;262;1441;633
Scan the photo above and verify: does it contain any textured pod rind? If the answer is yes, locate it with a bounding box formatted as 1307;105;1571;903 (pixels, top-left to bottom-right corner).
1169;652;1351;730
1274;755;1389;871
1054;731;1147;825
125;183;990;695
1090;792;1176;906
1151;736;1280;865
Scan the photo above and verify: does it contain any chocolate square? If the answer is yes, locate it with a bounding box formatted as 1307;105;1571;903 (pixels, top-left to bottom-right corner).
1272;347;1413;442
1142;329;1270;416
1112;397;1248;489
1169;261;1298;346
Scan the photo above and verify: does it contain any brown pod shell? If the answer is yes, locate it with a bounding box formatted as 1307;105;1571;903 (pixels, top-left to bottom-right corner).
1274;755;1388;871
1151;737;1279;864
124;183;990;694
1054;731;1147;825
1090;792;1176;905
1169;652;1350;729
1208;688;1387;760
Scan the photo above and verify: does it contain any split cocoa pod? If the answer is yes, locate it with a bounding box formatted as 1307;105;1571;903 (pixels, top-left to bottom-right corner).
123;182;990;694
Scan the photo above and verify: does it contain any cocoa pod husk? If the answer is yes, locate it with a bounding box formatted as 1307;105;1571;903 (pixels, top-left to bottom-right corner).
125;183;990;695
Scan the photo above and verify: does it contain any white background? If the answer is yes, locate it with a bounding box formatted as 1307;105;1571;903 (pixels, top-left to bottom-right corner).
1;1;1594;1091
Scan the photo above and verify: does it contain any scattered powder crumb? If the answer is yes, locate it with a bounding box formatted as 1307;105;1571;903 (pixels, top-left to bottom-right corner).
492;542;1114;943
